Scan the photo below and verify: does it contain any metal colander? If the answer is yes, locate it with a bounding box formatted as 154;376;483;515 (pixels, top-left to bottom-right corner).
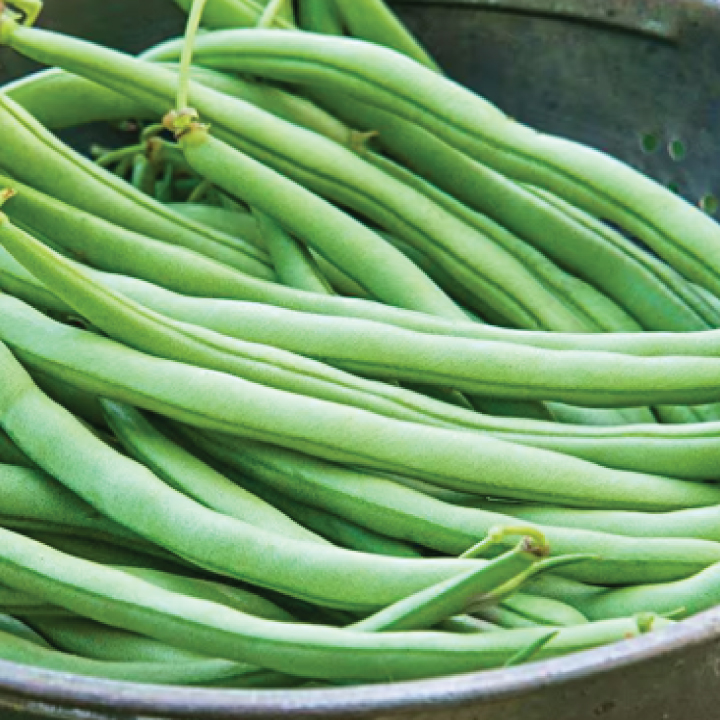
1;1;719;718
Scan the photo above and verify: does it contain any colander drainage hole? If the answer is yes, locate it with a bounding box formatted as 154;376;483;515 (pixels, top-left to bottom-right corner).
668;138;686;161
640;132;660;154
700;194;719;216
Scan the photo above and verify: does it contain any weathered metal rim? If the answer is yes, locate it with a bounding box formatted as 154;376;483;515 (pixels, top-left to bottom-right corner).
0;606;717;717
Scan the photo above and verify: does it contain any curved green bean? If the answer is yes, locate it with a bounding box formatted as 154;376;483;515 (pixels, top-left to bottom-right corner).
0;295;713;510
0;524;660;681
102;400;325;544
0;90;271;277
1;23;616;329
183;429;720;584
0;338;494;611
130;27;720;300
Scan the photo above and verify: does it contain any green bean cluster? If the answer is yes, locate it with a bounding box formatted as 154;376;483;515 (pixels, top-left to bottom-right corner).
0;0;717;691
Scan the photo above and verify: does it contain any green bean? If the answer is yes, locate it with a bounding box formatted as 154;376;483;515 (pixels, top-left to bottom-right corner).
501;594;589;628
102;400;324;544
332;0;439;71
475;502;720;546
3;25;614;330
0;217;512;436
4;235;720;477
32;619;299;689
118;566;297;622
0;463;160;552
298;0;345;35
351;536;547;632
132;27;720;300
0;627;268;685
440;616;502;634
317;90;717;334
367;155;643;334
473;606;544;629
20;210;720;412
254;209;334;294
0;174;278;300
504;631;559;667
105;204;363;297
173;0;292;29
130;153;157;197
571;563;720;622
2;293;715;512
28;615;212;663
523;574;606;610
220;462;422;557
0;614;49;647
6;63;350;144
180;428;720;584
0;217;556;455
0;338;494;611
25;532;192;576
168;203;262;243
0;92;271;278
0;525;662;680
29;368;106;429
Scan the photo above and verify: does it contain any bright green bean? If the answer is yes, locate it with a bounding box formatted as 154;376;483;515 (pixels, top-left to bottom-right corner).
0;295;713;511
351;536;546;632
28;615;213;663
1;23;612;329
571;563;720;622
102;400;325;545
332;0;439;71
478;502;720;545
0;90;271;277
4;238;720;478
221;462;422;557
254;209;334;294
181;428;720;584
315;91;717;333
0;628;265;685
0;338;489;611
0;524;660;681
501;594;589;628
132;27;720;301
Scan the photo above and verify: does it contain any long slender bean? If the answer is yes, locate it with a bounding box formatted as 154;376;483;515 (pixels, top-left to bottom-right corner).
127;27;720;300
351;536;546;632
0;295;714;510
332;0;439;71
0;22;614;329
0;90;271;277
0;337;495;611
0;524;662;681
101;400;325;544
182;429;720;584
570;563;720;622
0;628;266;685
6;238;720;478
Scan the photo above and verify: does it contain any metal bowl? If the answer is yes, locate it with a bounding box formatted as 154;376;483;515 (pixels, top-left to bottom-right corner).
1;1;720;717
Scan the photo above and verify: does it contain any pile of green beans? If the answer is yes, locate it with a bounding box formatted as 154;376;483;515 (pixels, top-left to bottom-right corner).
0;0;719;691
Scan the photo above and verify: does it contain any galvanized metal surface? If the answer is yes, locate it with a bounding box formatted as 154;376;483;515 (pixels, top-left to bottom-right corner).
1;0;720;717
